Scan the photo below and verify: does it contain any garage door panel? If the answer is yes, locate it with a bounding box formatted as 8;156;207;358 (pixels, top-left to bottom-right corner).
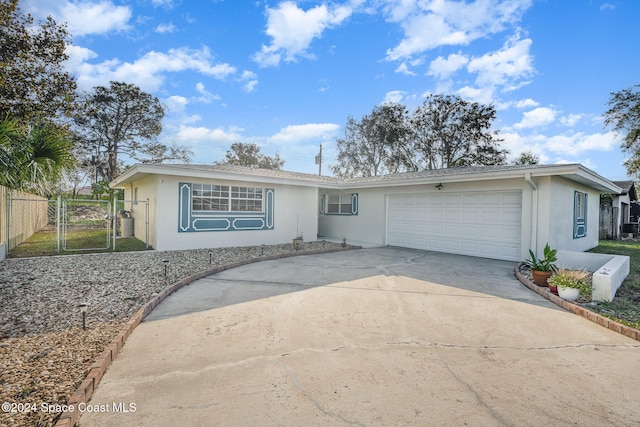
480;210;501;222
387;191;522;261
462;194;479;205
480;193;500;204
502;192;522;204
445;209;461;220
501;210;521;223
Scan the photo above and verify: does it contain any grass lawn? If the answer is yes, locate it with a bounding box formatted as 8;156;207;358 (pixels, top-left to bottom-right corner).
589;240;640;330
9;228;150;258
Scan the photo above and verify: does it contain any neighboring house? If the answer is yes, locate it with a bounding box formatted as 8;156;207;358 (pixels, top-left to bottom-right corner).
610;180;638;237
109;163;621;262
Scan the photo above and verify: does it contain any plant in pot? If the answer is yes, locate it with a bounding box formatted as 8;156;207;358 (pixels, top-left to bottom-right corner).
548;268;592;302
524;243;558;287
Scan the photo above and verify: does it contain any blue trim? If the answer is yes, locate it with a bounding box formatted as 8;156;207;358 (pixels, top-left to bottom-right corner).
178;183;274;233
573;191;587;239
351;193;358;215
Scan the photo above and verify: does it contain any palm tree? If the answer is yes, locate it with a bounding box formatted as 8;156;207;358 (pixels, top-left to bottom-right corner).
0;115;75;194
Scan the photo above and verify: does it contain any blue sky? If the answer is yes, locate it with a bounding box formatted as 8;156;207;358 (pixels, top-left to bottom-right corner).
22;0;640;180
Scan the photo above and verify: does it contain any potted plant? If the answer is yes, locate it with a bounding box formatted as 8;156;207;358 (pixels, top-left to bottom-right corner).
548;268;592;301
524;243;558;287
292;232;303;251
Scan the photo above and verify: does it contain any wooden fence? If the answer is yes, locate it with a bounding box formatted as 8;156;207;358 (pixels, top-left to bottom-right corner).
0;185;50;252
599;204;618;240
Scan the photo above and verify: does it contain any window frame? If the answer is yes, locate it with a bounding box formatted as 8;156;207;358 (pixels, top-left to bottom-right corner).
192;183;264;213
324;193;358;215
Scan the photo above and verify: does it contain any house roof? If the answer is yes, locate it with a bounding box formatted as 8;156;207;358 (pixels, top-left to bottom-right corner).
611;180;637;200
110;163;622;193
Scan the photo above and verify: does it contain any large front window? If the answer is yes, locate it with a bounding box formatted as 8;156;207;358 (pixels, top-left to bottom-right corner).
192;184;263;212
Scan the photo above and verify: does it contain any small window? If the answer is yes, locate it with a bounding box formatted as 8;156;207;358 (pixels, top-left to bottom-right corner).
325;193;357;215
574;191;587;239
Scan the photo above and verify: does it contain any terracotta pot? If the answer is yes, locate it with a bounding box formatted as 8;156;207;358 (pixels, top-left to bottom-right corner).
548;283;558;294
531;270;552;287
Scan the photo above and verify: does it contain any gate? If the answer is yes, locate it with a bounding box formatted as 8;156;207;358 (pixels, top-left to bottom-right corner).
599;204;618;240
62;199;111;251
5;194;149;258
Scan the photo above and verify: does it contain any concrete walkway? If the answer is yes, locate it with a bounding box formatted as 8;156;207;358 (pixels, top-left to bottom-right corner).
79;247;640;426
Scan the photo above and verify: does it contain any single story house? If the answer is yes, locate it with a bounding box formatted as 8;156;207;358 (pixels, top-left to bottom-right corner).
109;163;621;262
612;180;637;236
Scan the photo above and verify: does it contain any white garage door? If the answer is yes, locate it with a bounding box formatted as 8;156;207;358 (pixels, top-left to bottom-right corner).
387;191;522;261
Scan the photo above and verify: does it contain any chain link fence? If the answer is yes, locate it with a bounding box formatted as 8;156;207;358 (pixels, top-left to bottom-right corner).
112;199;149;252
3;191;149;258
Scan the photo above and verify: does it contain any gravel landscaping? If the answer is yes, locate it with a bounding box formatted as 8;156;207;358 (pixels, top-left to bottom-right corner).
0;241;347;427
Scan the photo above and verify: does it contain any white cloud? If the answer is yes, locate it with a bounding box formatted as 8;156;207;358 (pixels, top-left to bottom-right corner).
155;23;177;33
21;0;132;36
384;0;532;61
395;63;416;76
383;91;407;104
177;125;245;145
194;82;220;103
269;123;340;143
514;98;539;109
513;107;557;129
65;45;98;69
243;80;259;93
238;71;259;93
164;95;189;114
501;130;617;165
253;1;353;67
545;131;618;155
428;53;469;79
455;85;495;105
467;36;534;90
560;114;583;127
69;46;236;92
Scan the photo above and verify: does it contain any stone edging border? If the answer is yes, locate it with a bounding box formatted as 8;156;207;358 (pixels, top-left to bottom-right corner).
514;262;640;343
54;245;362;427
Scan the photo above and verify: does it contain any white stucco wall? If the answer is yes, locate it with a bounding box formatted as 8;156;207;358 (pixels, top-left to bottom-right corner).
319;178;534;260
145;175;317;251
535;176;600;255
122;174;158;249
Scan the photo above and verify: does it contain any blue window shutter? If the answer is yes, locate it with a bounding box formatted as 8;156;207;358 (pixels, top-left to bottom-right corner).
573;191;587;239
351;193;358;215
320;194;325;214
584;193;588;235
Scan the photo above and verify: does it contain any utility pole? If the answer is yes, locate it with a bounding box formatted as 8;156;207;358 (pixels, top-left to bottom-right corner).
315;144;323;176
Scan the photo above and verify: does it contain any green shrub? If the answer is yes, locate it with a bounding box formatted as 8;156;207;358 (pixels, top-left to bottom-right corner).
524;243;558;272
549;268;593;297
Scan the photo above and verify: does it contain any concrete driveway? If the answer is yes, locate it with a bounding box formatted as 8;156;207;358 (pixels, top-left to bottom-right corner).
80;247;640;426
